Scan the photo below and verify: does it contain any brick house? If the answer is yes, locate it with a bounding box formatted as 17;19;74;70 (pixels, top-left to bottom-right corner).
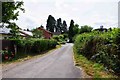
37;27;53;39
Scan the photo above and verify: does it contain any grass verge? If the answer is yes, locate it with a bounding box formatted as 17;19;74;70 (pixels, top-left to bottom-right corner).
2;45;61;65
73;47;117;78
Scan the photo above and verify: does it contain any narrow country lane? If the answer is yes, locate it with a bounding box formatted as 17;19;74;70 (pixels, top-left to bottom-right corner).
2;43;82;78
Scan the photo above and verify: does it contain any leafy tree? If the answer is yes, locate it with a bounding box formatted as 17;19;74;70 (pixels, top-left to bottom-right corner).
32;29;43;38
46;15;56;32
1;1;25;39
79;25;93;34
70;24;80;42
62;20;67;33
73;24;79;35
68;20;74;42
56;18;62;32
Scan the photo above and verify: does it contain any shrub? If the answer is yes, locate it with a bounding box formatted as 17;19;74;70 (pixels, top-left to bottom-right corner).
1;39;57;61
74;28;120;74
52;34;67;44
15;39;57;54
0;49;15;61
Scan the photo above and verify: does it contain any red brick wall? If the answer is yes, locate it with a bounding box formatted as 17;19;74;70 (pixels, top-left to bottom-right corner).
38;28;52;39
43;31;52;39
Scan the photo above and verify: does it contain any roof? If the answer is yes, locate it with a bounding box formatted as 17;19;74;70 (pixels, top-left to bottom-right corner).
38;27;52;34
0;27;33;36
0;27;11;34
19;30;33;36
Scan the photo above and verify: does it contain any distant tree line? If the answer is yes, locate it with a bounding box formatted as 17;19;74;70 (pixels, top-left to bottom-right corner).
46;15;115;43
46;15;67;33
68;20;93;42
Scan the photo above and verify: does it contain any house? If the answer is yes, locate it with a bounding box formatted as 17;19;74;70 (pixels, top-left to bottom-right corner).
0;27;11;39
37;27;53;39
0;27;33;39
94;26;108;32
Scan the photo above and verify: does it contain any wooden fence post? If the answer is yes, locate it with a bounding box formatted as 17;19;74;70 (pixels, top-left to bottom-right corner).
14;45;17;55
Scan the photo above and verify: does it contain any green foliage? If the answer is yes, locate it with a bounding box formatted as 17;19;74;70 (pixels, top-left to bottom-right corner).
56;18;62;32
0;48;15;61
2;1;25;23
68;20;75;42
32;29;43;38
74;28;120;74
73;24;79;35
46;15;68;33
56;19;68;33
52;34;68;44
63;33;68;40
79;25;93;34
115;28;120;44
72;24;80;42
46;15;56;32
52;35;59;41
8;23;21;39
2;1;25;39
62;20;67;33
68;21;92;42
14;39;57;54
1;39;57;61
73;48;115;78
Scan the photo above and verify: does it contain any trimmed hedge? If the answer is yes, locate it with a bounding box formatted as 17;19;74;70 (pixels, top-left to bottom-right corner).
14;39;57;54
74;28;120;74
1;39;57;61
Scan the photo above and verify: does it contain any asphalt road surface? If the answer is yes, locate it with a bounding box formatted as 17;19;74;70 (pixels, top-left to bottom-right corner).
2;43;82;78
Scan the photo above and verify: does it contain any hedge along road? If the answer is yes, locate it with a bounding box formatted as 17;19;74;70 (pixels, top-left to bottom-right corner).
2;43;82;78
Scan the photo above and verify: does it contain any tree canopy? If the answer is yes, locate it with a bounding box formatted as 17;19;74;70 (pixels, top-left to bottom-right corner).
46;15;56;32
1;1;25;39
32;28;43;38
73;24;79;35
46;15;68;33
79;25;93;34
62;20;67;33
68;20;74;42
56;18;62;32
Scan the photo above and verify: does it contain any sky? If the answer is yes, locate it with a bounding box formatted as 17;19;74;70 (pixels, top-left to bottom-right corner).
15;0;119;29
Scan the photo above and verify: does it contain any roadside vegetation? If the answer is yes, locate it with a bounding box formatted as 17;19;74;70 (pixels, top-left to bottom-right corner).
1;1;120;78
52;34;68;44
1;38;57;62
74;28;120;78
74;48;116;78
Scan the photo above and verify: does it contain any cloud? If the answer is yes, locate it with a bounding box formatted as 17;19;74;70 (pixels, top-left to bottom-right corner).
15;0;119;29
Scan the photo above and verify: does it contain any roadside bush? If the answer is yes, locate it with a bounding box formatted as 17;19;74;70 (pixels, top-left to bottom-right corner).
52;35;59;41
14;39;57;54
74;28;120;74
1;39;57;61
52;34;67;44
0;48;15;61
